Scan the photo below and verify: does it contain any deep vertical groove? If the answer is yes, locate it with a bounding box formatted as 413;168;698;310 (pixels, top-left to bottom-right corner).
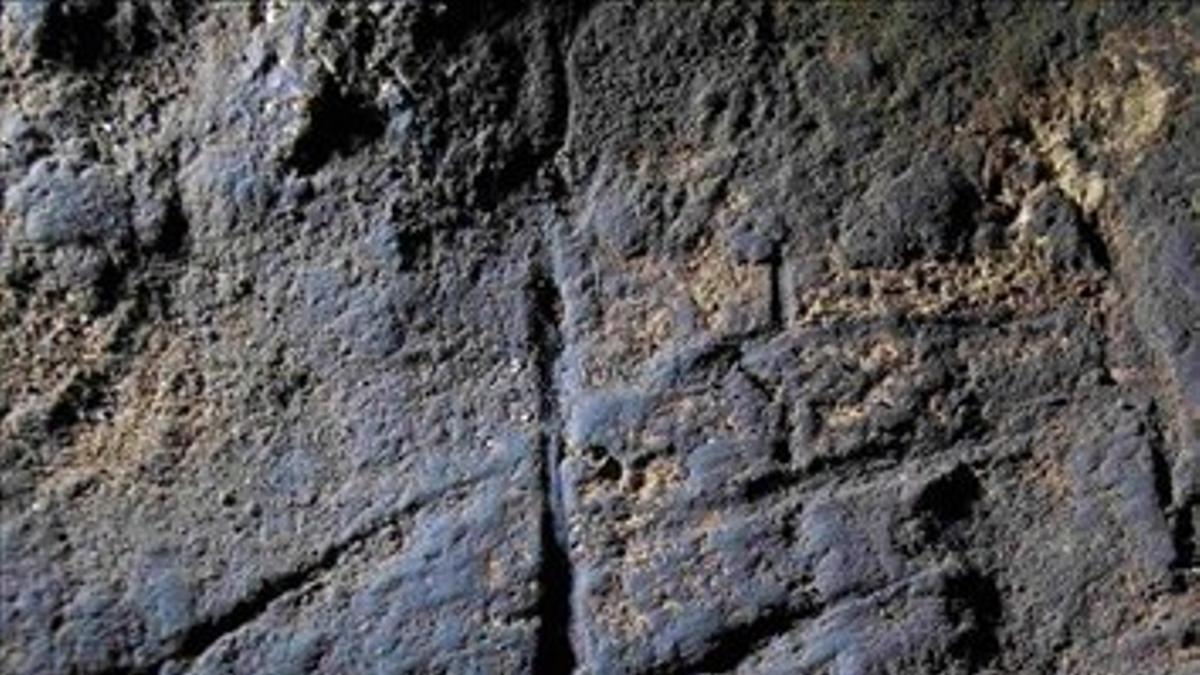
529;261;577;674
1146;401;1199;574
770;388;792;465
1173;497;1197;574
757;0;786;338
1145;403;1175;514
534;440;577;675
529;2;589;670
528;258;576;675
768;255;785;333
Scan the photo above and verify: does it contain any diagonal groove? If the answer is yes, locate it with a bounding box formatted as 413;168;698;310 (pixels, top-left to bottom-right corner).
95;516;407;675
93;471;502;675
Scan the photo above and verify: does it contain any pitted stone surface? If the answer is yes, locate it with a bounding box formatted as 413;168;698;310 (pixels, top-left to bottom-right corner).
1;2;1198;674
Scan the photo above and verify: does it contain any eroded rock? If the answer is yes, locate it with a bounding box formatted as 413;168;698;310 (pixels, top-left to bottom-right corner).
1;2;1198;674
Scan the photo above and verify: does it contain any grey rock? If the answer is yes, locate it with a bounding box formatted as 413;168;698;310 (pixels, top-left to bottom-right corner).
1;2;1198;674
6;156;129;247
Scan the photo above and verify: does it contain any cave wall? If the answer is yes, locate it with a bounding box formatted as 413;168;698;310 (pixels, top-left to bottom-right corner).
1;2;1198;673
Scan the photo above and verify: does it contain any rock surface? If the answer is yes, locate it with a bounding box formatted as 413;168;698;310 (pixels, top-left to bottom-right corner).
1;1;1198;674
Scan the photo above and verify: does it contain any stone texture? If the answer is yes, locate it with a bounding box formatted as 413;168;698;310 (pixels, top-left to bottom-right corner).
1;1;1198;674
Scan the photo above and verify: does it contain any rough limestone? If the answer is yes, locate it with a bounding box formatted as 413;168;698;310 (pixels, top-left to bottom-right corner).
1;2;1198;674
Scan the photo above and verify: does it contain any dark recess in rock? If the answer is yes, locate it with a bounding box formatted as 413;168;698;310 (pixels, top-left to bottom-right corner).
283;80;386;176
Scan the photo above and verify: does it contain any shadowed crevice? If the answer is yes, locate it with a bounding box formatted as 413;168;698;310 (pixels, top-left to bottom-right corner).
284;80;386;176
945;569;1003;670
527;257;577;675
